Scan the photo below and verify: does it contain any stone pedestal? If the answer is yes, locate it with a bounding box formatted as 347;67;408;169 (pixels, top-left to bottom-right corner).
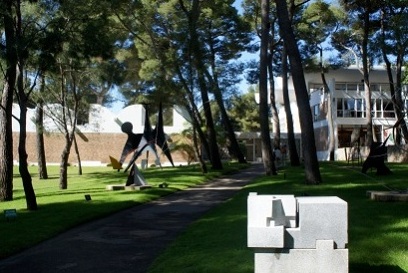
248;193;348;273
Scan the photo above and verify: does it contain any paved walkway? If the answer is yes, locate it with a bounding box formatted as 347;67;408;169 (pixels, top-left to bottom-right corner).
0;163;264;273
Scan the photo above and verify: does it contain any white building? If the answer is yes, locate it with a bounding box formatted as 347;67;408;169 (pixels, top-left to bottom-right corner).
11;103;192;166
273;65;406;161
12;103;190;134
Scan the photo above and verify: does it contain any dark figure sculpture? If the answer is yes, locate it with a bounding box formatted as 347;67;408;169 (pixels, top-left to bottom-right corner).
118;122;147;186
362;137;392;175
115;103;175;186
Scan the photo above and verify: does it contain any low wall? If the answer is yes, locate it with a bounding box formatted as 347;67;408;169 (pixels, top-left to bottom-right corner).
12;132;187;166
387;145;408;162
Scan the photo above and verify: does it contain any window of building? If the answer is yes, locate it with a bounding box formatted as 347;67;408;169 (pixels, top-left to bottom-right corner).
335;83;364;92
383;100;395;118
347;83;358;91
313;105;320;121
335;83;347;91
355;99;365;117
337;99;343;117
336;98;366;118
371;84;379;92
373;99;381;118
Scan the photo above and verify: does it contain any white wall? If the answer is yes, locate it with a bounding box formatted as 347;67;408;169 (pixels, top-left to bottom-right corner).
12;103;190;134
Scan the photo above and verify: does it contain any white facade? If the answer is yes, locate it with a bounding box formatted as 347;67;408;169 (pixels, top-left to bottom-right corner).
273;65;404;161
12;103;191;134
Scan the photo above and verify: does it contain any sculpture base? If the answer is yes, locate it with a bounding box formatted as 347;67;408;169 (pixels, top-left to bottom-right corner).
106;184;152;191
367;190;408;202
255;240;348;273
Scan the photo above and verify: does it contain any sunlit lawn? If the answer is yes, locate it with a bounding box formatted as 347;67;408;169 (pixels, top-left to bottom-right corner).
148;162;408;273
0;162;248;259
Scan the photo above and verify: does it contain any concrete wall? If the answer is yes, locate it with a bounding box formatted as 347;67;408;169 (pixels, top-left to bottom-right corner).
12;103;191;166
12;132;188;166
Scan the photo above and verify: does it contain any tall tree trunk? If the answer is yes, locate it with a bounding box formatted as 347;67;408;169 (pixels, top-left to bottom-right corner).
36;102;48;179
0;0;17;201
267;56;280;149
18;107;37;210
184;103;208;172
59;121;76;189
36;77;48;179
59;138;71;190
73;134;82;175
197;74;222;169
192;121;208;173
189;102;211;166
319;48;335;161
174;62;211;168
275;0;321;184
362;9;374;146
0;80;14;201
59;64;71;189
380;11;408;144
267;16;281;150
185;0;222;170
206;39;246;164
210;77;246;163
383;58;408;144
325;77;335;161
282;47;300;166
260;0;277;175
392;57;408;142
17;58;37;210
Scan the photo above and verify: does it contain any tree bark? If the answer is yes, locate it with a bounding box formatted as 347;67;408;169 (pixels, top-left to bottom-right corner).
380;10;408;144
185;0;223;170
59;138;71;189
36;100;48;179
260;0;277;175
0;0;17;201
0;79;14;201
173;61;211;170
319;48;335;161
17;59;38;210
192;121;208;173
362;8;374;146
73;134;83;175
282;46;300;166
211;79;247;163
206;36;246;164
275;0;321;184
268;55;280;150
266;16;281;150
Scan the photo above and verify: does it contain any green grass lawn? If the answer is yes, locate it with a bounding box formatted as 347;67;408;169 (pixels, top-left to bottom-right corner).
0;162;248;259
148;162;408;273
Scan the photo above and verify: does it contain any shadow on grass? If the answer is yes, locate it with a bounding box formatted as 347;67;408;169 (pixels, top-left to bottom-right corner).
148;162;408;273
0;197;144;259
350;263;407;273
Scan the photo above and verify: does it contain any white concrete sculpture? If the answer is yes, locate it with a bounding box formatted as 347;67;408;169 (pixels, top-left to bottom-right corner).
247;193;348;273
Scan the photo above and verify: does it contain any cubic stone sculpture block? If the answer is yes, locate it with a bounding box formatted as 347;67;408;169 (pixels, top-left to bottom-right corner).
247;194;296;248
247;193;348;273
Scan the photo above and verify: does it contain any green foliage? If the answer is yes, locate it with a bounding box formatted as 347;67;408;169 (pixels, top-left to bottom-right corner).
148;162;408;273
228;87;260;131
298;0;338;45
169;132;196;165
